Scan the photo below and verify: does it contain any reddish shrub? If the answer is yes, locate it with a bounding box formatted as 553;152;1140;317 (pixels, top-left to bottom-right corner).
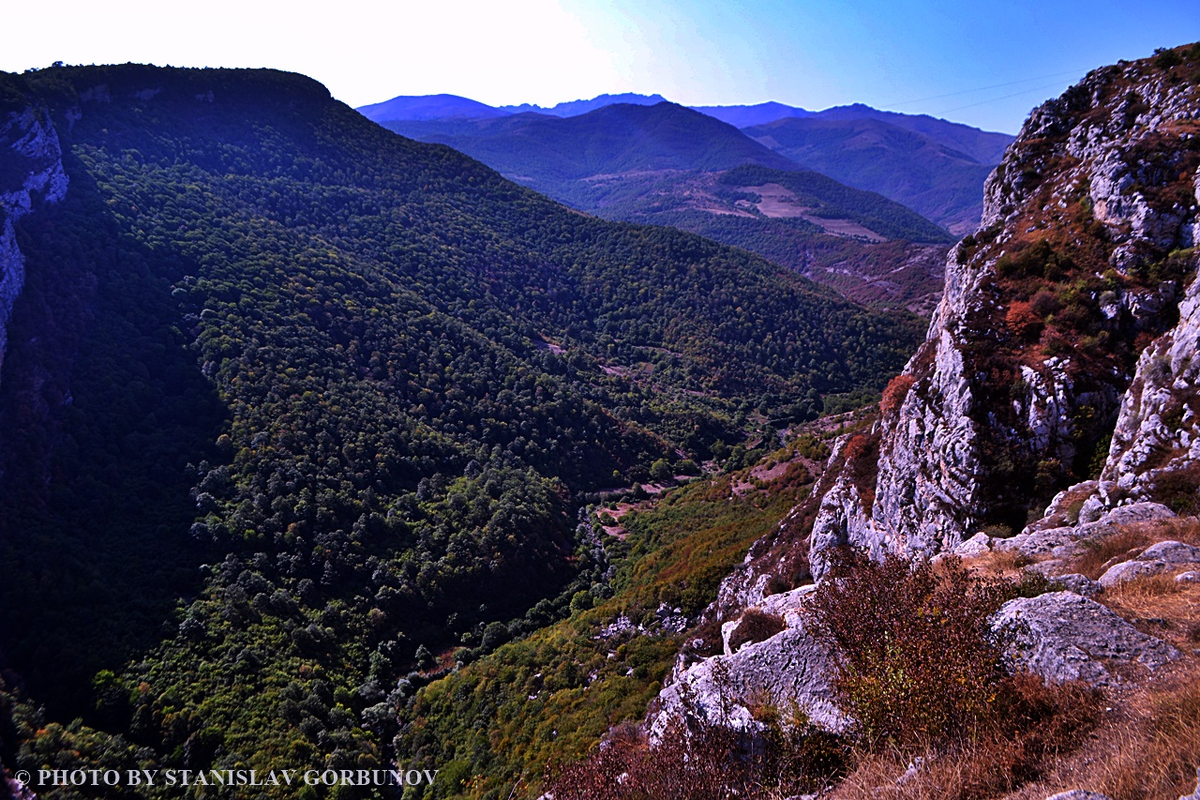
806;549;1016;747
841;434;871;465
1005;300;1043;340
806;547;1100;769
879;374;916;416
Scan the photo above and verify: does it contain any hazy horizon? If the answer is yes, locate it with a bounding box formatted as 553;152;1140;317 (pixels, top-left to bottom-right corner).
4;1;1200;134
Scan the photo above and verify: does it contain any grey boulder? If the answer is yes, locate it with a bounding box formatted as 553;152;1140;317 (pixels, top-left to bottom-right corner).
991;591;1179;686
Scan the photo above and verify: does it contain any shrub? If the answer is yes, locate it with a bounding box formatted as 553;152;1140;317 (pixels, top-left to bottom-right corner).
879;374;916;417
1155;46;1184;69
805;549;1016;747
545;715;752;800
545;691;847;799
650;458;674;483
1029;288;1061;318
1005;300;1043;340
806;548;1101;797
1154;462;1200;515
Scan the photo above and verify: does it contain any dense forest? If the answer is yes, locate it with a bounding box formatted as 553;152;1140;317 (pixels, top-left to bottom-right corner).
379;104;953;311
0;66;923;797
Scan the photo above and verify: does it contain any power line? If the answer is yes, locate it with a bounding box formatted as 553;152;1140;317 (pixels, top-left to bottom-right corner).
934;80;1076;115
884;68;1090;108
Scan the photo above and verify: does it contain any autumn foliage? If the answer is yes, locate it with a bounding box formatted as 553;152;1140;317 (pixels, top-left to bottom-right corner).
1005;300;1044;340
806;549;1098;751
879;374;916;416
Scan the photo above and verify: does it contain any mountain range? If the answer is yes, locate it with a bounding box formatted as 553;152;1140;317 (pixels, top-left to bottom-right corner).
500;92;670;116
358;93;1012;237
744;115;1001;232
381;43;1200;799
373;100;960;312
2;41;1196;800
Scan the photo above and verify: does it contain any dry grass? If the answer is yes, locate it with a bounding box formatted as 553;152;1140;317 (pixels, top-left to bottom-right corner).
829;746;1028;800
827;699;1097;800
1051;516;1200;580
828;663;1200;800
1101;575;1200;652
824;543;1200;800
968;548;1034;581
1070;527;1155;579
1152;516;1200;546
1001;661;1200;800
1095;677;1200;799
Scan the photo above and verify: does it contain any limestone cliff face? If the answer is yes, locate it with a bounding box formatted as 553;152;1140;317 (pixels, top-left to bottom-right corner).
651;46;1200;775
0;105;68;381
1099;238;1200;500
806;50;1200;577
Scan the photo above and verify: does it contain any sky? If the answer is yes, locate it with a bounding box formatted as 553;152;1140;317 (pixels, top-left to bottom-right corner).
2;0;1199;133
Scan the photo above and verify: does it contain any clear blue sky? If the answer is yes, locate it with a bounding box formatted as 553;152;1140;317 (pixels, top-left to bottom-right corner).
3;0;1198;133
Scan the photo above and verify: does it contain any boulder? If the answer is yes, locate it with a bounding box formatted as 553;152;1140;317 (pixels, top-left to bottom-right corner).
991;591;1179;686
722;585;816;654
1078;494;1107;524
1044;792;1114;800
651;622;848;743
955;531;993;556
760;584;817;626
1098;540;1200;587
996;525;1080;558
998;503;1180;566
1097;502;1176;525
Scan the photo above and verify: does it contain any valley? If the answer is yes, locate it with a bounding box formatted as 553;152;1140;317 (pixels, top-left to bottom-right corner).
0;35;1199;800
369;98;975;312
0;63;918;799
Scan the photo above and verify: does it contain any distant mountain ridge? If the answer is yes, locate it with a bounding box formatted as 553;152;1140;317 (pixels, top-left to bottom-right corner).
357;92;1013;234
376;101;953;311
808;103;1012;164
356;92;1012;153
356;93;509;122
690;101;815;128
745;116;1001;234
382;101;798;179
501;93;669;116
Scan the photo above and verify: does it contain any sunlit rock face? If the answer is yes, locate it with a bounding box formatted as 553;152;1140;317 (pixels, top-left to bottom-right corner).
807;52;1200;577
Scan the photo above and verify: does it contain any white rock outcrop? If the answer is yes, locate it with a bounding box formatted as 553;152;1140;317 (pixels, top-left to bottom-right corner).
651;614;847;741
1098;540;1200;586
655;52;1200;758
1100;266;1200;500
0;105;68;380
807;56;1200;573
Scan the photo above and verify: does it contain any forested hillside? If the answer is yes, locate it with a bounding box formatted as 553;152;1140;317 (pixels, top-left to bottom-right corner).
745;115;1003;234
0;65;922;797
379;102;798;191
379;103;953;310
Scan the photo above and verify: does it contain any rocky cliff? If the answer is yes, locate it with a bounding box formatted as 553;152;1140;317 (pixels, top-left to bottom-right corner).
805;47;1200;575
650;46;1200;767
0;103;68;382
